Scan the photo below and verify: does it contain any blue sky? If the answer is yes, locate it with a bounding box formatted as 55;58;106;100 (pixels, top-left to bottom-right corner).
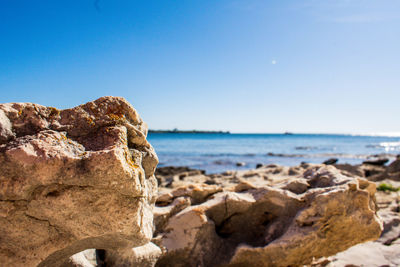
1;0;399;134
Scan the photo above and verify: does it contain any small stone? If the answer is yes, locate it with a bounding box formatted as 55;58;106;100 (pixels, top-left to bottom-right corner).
323;158;338;165
363;158;389;166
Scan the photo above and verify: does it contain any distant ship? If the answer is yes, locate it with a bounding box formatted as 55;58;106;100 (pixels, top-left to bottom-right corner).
284;132;294;135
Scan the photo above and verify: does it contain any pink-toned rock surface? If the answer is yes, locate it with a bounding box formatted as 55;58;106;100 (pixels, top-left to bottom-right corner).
0;97;158;266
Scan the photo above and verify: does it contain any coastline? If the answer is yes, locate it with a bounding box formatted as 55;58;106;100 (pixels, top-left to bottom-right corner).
148;132;400;174
1;98;399;266
155;155;400;190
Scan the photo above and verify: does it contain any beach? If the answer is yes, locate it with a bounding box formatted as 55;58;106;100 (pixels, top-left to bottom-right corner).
152;159;400;266
1;97;399;267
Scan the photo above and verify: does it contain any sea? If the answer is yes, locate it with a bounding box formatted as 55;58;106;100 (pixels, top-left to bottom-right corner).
147;133;400;174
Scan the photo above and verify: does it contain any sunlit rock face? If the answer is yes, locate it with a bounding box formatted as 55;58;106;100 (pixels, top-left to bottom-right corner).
153;165;383;267
0;97;158;267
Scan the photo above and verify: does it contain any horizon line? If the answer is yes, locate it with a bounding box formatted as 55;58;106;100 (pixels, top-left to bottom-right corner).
148;129;400;137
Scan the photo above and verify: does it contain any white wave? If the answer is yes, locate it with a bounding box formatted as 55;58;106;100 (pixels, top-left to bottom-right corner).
379;141;400;151
354;132;400;137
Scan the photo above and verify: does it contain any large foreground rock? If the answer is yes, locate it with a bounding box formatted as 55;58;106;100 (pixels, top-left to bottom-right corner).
154;165;383;267
0;97;158;266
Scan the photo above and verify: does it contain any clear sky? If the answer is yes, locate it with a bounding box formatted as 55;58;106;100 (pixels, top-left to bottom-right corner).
1;0;399;134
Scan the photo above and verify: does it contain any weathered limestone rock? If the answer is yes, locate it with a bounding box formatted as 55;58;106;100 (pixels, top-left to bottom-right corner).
335;157;400;182
61;249;98;267
104;242;162;267
322;241;400;267
0;97;158;266
380;158;400;181
154;165;382;267
316;208;400;267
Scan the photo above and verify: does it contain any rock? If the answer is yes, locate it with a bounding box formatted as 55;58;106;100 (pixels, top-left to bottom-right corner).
375;188;400;211
378;210;400;245
288;166;301;175
154;165;382;267
363;158;389;166
387;158;400;173
319;209;400;267
337;162;389;181
170;184;222;205
155;166;208;189
334;163;364;177
154;197;191;235
156;192;174;206
282;179;309;194
0;97;158;267
233;181;257;192
300;161;310;167
103;243;162;267
157;184;222;207
155;166;204;177
266;163;278;168
372;158;400;181
61;249;98;267
256;163;264;168
322;158;338;165
0;109;14;143
362;164;387;179
236;162;245;167
204;179;216;185
320;241;400;267
242;171;260;178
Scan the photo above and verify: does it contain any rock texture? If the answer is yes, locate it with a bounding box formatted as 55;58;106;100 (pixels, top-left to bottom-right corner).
104;242;162;267
312;189;400;267
154;165;383;267
61;249;98;267
0;97;158;267
335;157;400;181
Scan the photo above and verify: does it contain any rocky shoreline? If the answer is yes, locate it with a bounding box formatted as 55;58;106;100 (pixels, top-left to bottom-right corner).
64;155;400;266
153;160;399;267
1;97;399;267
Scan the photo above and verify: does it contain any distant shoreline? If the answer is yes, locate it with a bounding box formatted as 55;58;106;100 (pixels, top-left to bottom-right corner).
148;129;231;134
147;131;400;137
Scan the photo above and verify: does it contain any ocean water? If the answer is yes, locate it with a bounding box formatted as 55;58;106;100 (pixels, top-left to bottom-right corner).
147;133;400;174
